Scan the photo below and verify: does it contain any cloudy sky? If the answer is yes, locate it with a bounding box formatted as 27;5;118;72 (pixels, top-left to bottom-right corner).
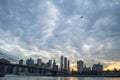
0;0;120;70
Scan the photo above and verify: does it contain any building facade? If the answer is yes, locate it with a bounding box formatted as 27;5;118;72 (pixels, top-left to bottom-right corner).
92;63;103;72
60;56;63;71
37;59;42;67
77;60;84;73
68;60;70;72
64;57;67;71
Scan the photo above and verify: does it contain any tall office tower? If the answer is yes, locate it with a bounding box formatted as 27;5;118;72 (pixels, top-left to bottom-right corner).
53;59;58;76
60;56;63;71
19;59;23;65
64;57;67;71
37;59;42;67
0;58;10;74
26;57;34;66
53;59;56;65
53;59;56;70
48;60;52;68
68;60;70;71
26;58;34;73
92;63;103;72
77;60;84;73
18;59;24;72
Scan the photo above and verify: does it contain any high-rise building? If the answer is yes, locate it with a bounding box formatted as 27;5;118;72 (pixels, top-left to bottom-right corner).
53;59;58;71
26;58;34;66
52;59;58;76
60;56;63;71
18;59;24;72
64;57;67;71
26;58;34;73
68;60;70;72
19;59;23;65
92;63;103;72
37;59;42;67
48;60;52;68
83;64;91;71
77;60;84;73
0;58;10;74
53;59;56;66
45;60;52;68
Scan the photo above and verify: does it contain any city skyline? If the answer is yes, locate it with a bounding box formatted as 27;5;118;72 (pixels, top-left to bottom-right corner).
0;56;114;71
0;0;120;71
0;56;104;72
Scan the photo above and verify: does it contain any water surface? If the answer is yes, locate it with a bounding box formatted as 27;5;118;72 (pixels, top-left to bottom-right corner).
0;76;120;80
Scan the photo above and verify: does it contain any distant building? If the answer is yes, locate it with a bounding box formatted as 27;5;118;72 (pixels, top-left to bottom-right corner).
48;60;52;68
19;59;23;65
77;60;84;73
26;58;34;73
37;59;42;67
41;63;45;68
64;57;67;71
53;59;58;71
18;59;24;72
83;64;91;71
68;60;70;72
52;59;58;76
0;58;10;63
26;58;34;66
53;60;58;70
92;63;103;72
60;56;63;71
53;60;56;67
0;58;10;74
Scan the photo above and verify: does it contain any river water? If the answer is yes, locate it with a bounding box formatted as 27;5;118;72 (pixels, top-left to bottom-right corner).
0;76;120;80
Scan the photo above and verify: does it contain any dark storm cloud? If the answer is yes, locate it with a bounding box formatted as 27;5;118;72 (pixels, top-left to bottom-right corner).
0;0;120;68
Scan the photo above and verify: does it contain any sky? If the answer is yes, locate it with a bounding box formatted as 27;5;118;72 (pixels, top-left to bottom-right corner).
0;0;120;70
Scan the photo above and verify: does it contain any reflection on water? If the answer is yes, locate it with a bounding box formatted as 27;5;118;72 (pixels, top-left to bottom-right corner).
0;76;120;80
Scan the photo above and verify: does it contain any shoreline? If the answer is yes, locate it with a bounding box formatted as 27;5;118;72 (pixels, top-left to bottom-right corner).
3;74;120;78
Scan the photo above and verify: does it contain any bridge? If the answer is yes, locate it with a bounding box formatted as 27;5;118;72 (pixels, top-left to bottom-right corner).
0;62;70;76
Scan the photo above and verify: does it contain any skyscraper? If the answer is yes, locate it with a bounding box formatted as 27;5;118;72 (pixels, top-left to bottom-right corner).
18;59;24;72
53;59;58;71
60;56;63;71
48;60;52;67
19;59;23;65
64;57;67;71
26;57;34;66
92;63;103;72
68;60;70;72
37;59;42;67
0;58;10;74
77;60;84;73
52;59;58;76
26;58;34;73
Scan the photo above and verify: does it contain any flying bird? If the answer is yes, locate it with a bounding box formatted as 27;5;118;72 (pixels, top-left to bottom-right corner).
80;16;83;18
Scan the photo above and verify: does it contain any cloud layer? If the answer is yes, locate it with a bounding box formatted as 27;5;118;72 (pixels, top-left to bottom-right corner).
0;0;120;70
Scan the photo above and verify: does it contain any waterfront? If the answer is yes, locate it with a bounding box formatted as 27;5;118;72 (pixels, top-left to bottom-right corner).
0;76;120;80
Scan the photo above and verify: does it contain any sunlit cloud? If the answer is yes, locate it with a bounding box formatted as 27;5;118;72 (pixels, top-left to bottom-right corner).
0;0;120;70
